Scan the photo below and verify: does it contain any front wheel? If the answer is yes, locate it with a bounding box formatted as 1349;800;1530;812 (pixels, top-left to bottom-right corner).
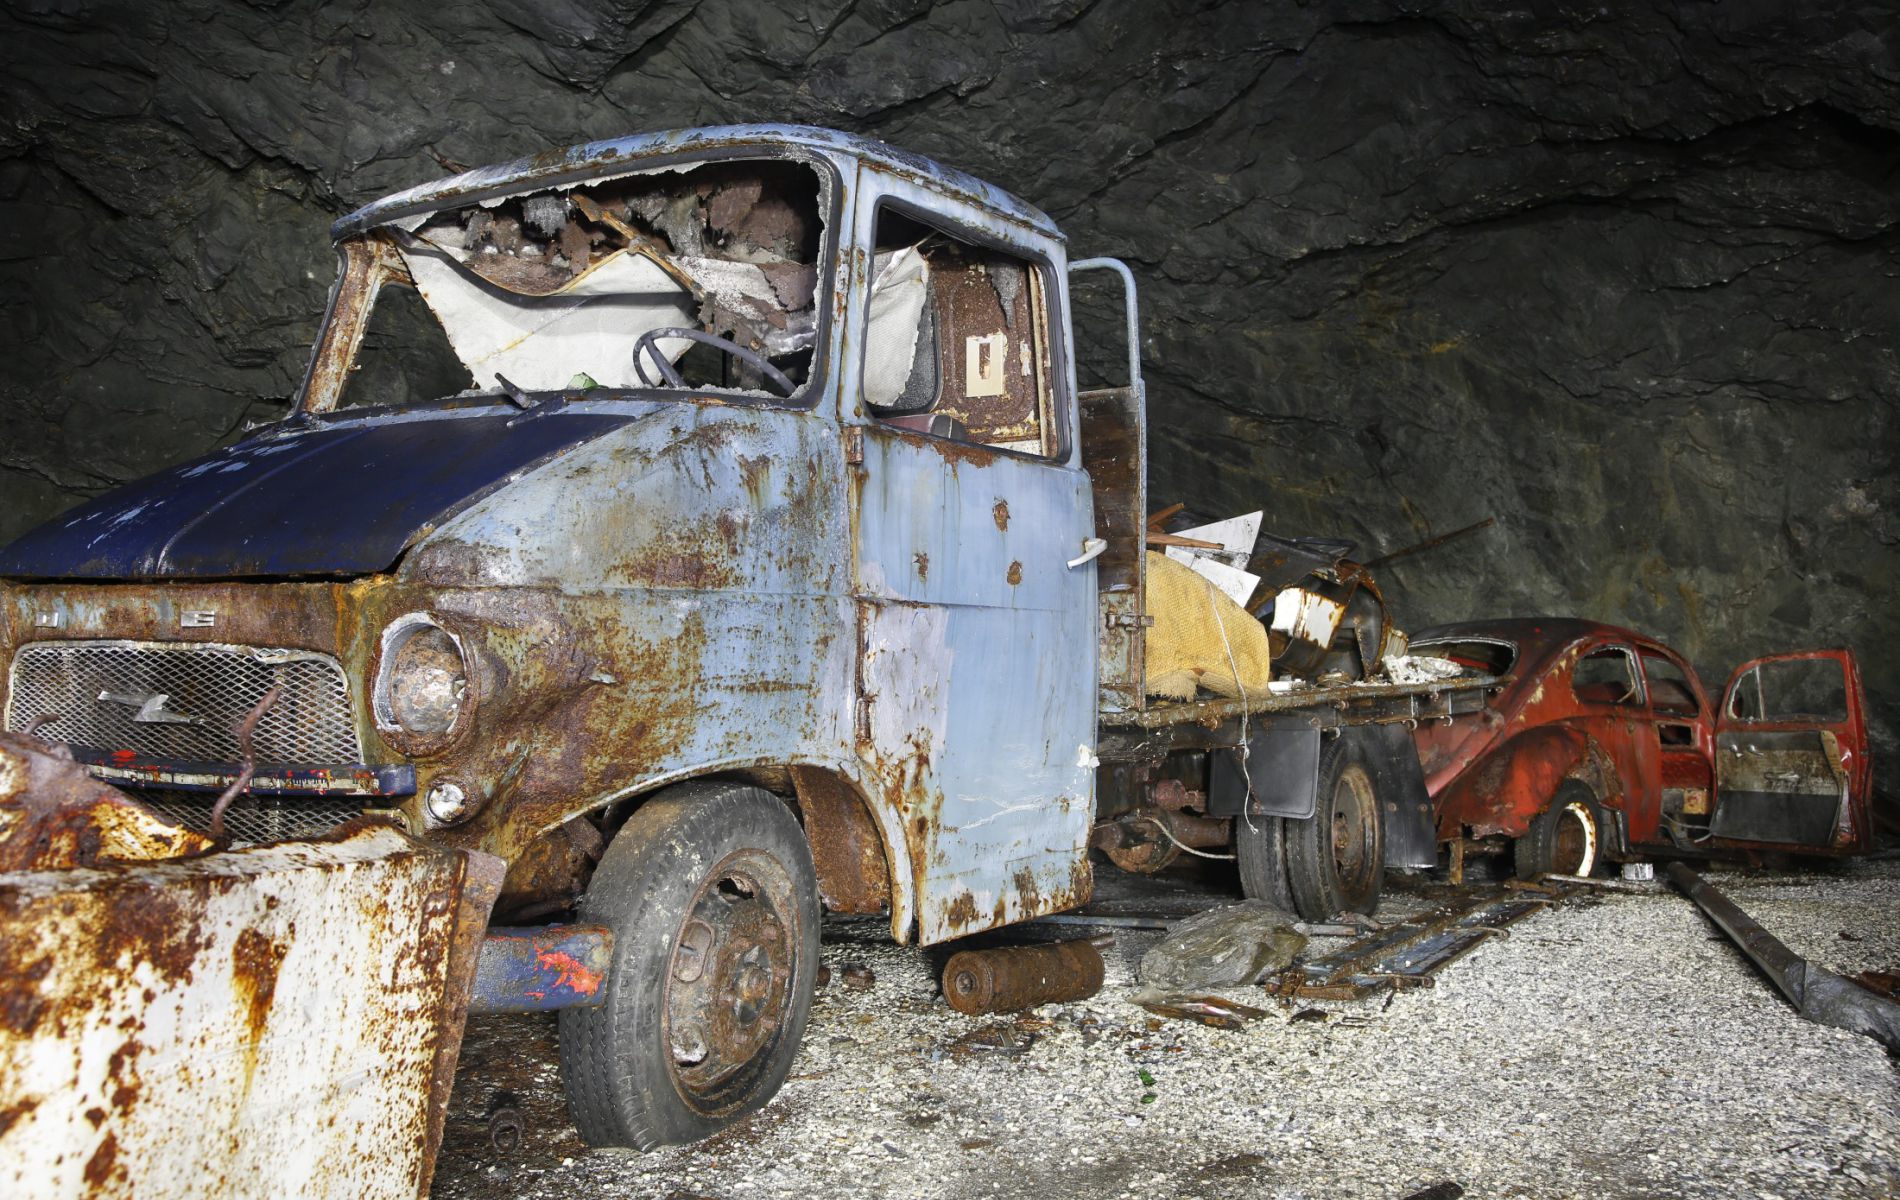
559;782;820;1149
1285;734;1386;920
1515;782;1602;880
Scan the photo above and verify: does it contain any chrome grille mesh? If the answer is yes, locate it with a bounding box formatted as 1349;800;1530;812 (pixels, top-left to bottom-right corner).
6;641;363;765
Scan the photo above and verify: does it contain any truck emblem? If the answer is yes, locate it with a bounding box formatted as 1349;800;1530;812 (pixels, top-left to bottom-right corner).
180;610;218;628
33;612;61;628
97;690;201;725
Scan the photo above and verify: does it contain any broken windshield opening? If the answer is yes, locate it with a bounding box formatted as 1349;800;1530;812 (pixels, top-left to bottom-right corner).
320;157;829;412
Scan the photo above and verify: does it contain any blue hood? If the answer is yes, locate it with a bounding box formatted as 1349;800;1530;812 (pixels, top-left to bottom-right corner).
0;407;639;580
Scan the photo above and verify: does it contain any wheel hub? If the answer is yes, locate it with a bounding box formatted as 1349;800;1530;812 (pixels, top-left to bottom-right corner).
663;857;798;1107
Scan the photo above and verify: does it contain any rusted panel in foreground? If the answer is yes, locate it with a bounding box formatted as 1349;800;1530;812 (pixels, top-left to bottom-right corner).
0;731;214;870
0;821;499;1200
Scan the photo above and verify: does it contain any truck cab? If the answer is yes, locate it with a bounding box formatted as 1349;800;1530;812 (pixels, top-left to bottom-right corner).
0;126;1113;1149
0;126;1496;1150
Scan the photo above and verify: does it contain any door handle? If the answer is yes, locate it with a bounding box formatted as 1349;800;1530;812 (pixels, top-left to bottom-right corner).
1067;538;1107;569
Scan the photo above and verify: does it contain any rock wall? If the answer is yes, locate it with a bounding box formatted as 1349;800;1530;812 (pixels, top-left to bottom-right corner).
2;1;1895;799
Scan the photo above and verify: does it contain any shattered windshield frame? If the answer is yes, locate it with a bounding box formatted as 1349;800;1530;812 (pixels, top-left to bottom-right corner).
295;148;842;419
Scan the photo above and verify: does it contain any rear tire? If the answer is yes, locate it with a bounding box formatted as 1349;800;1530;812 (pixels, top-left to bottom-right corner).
1285;735;1386;920
559;782;820;1149
1235;811;1296;914
1514;781;1602;880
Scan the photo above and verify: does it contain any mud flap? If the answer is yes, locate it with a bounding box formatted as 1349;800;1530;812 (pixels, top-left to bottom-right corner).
1207;727;1319;819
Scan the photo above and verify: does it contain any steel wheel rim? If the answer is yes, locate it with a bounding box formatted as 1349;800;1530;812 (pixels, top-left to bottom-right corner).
1553;801;1598;876
1331;763;1379;895
661;848;799;1115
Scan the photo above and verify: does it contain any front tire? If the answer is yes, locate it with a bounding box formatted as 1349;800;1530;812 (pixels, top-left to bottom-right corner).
559;782;820;1149
1285;734;1386;919
1515;781;1602;879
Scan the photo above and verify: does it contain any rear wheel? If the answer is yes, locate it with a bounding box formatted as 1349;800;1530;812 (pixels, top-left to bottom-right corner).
1285;735;1386;919
1235;809;1296;914
1515;781;1602;879
559;782;820;1149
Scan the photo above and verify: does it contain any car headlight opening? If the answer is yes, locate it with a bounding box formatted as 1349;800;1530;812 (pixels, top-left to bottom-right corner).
375;615;470;750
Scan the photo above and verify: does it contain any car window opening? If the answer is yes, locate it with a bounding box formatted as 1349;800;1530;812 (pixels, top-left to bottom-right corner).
1728;658;1849;723
337;159;826;409
1572;645;1643;707
861;204;1062;459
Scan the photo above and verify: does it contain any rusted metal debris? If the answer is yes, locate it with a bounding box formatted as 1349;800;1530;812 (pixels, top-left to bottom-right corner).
1135;995;1270;1030
1271;886;1575;1002
0;817;502;1199
942;940;1105;1016
0;730;213;870
1664;862;1900;1052
206;686;281;841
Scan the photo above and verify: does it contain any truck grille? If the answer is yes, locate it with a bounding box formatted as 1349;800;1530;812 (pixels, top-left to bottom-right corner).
116;786;368;847
6;640;363;766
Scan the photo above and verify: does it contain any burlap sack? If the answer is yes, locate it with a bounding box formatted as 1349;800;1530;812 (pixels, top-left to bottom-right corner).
1143;550;1273;700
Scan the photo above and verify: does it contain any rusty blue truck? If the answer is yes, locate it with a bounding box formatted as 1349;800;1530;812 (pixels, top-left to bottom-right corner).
0;126;1496;1149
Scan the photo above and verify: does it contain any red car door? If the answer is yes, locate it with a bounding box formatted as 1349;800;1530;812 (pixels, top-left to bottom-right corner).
1710;649;1873;853
1637;647;1716;848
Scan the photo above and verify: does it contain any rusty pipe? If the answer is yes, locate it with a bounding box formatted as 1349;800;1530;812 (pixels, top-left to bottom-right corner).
208;686;280;840
942;940;1105;1016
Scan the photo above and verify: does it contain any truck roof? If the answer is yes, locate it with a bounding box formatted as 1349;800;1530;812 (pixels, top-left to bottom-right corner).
331;123;1061;243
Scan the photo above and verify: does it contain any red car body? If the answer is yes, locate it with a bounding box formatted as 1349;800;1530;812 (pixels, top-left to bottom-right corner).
1409;618;1874;862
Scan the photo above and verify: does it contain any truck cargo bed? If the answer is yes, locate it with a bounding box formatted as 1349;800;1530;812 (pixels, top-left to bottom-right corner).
1098;673;1500;747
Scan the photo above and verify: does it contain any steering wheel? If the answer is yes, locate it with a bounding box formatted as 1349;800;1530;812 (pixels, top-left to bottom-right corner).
632;327;797;397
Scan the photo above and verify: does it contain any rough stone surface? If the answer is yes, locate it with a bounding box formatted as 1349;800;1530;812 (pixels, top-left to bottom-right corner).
1;2;1895;785
1136;899;1305;994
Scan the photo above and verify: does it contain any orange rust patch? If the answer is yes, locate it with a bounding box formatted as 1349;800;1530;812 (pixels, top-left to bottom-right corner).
82;1131;124;1189
1006;561;1023;586
231;926;288;1040
914;552;929;581
943;891;981;933
533;948;604;998
992;499;1010;531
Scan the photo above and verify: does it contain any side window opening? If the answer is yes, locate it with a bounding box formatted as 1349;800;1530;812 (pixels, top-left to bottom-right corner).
1641;652;1701;718
862;203;1062;458
1572;646;1643;707
338;282;469;410
1729;659;1849;723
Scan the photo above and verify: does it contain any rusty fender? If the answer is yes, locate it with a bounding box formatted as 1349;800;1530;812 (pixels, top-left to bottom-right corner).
1433;725;1595;841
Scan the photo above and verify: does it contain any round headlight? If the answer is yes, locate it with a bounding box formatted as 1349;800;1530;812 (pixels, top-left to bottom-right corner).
425;779;475;826
375;615;470;750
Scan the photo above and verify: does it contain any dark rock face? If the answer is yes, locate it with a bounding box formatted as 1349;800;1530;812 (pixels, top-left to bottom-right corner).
2;2;1894;793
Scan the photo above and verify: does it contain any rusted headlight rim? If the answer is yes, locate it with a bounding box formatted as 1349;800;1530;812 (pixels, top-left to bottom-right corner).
371;612;477;758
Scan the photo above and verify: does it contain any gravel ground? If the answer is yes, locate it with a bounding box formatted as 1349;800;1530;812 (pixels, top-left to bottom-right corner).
432;857;1900;1200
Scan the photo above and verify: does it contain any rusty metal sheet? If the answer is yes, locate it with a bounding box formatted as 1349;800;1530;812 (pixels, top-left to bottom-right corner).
0;821;499;1199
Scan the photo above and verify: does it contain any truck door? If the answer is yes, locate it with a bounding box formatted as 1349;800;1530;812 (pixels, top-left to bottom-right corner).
847;196;1098;944
1711;650;1872;851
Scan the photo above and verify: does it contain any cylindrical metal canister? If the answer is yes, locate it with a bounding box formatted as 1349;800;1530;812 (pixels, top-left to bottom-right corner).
941;940;1106;1015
